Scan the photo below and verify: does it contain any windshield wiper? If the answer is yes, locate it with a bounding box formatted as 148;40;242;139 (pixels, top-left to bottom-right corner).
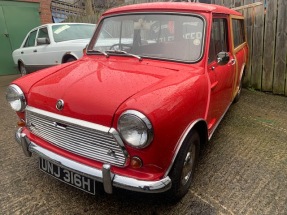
106;50;142;61
93;50;109;58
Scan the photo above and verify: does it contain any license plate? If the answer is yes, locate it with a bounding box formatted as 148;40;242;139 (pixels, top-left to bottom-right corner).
39;157;96;195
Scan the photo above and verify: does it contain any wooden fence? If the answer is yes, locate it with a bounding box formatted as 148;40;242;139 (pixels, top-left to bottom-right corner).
212;0;287;96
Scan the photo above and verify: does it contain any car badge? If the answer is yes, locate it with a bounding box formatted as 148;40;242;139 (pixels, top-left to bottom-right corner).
56;99;64;111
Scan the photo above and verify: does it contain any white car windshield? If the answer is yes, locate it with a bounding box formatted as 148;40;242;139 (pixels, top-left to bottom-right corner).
52;24;95;42
90;14;205;62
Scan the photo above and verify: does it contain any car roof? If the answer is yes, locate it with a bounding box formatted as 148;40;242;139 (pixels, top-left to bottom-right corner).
103;2;242;16
29;23;96;31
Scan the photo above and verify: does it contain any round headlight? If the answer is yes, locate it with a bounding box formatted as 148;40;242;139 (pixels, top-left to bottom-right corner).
6;84;26;112
118;110;153;148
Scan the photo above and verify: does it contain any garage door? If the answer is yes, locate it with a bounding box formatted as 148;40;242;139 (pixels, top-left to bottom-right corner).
0;1;41;75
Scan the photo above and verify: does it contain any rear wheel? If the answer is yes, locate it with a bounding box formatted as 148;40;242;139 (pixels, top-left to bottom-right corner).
19;62;27;76
166;130;200;201
65;56;77;63
233;77;243;103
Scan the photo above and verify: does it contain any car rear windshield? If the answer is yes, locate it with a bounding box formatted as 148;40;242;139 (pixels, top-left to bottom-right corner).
52;24;95;42
89;13;205;62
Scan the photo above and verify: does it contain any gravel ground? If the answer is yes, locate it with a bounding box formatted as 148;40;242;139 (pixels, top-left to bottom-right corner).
1;75;287;215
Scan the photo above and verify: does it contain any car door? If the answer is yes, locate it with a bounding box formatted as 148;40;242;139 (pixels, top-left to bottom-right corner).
19;29;38;70
207;16;236;134
32;26;55;68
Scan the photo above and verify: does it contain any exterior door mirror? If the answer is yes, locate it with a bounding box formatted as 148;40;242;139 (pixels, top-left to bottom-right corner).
37;37;50;45
217;52;229;65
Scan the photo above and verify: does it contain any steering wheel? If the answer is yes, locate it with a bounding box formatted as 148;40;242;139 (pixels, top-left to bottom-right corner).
109;43;132;51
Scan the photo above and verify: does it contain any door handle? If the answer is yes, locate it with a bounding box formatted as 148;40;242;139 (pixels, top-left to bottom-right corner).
229;59;236;65
33;49;37;53
209;66;216;71
4;33;9;37
21;51;24;54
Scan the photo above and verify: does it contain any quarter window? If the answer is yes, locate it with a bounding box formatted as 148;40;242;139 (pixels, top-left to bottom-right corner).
208;18;228;64
24;30;37;47
232;19;245;48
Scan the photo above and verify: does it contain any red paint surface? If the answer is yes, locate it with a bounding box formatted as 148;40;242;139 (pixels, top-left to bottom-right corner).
11;3;248;181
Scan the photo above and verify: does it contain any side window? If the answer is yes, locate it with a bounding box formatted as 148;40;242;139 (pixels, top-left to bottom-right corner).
38;27;49;39
208;18;228;64
24;30;37;47
232;19;245;48
37;27;49;46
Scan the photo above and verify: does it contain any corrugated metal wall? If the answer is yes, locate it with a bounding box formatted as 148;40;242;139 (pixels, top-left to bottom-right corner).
0;1;41;75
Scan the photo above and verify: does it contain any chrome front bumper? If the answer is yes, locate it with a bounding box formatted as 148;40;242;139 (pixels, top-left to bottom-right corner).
15;128;171;194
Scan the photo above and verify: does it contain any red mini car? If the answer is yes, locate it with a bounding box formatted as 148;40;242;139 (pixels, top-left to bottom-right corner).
6;2;248;200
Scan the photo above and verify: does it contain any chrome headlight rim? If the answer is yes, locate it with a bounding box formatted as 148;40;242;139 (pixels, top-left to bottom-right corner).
6;84;26;112
118;110;154;149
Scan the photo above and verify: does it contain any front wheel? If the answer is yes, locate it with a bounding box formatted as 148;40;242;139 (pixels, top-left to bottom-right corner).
19;62;27;76
166;130;200;201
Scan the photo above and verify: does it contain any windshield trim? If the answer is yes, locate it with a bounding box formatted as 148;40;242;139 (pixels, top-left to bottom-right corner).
87;12;206;64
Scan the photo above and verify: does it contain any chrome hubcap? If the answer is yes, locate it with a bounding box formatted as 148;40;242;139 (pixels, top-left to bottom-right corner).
181;143;195;186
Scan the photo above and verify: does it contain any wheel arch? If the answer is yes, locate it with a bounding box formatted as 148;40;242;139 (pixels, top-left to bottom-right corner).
61;53;78;63
193;120;208;151
164;119;208;178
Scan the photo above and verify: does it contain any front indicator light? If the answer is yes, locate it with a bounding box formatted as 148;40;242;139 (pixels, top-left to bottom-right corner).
131;156;143;169
17;120;26;127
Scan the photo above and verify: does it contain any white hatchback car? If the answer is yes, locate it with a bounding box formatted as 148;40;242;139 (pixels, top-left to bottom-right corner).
12;23;96;75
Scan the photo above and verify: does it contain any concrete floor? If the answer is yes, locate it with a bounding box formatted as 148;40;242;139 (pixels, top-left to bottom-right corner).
1;74;287;214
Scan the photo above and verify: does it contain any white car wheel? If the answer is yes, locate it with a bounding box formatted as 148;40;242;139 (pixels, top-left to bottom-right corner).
19;63;27;76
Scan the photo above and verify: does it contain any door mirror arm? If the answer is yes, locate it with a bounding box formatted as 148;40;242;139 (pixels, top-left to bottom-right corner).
217;51;230;65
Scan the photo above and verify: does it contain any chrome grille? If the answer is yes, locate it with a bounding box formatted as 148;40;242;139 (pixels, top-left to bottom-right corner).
26;106;127;166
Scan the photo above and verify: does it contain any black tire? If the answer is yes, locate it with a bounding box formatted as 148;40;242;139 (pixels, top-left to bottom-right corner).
233;77;243;103
94;182;105;195
19;62;27;76
166;130;200;202
66;57;77;63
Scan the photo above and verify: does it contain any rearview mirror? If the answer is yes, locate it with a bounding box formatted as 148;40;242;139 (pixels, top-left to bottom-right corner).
217;52;229;65
37;37;50;45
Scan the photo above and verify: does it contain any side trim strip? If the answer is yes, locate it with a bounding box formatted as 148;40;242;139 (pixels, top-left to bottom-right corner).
208;102;232;140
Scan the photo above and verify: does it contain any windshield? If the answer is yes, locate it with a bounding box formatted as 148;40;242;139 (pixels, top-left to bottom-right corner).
89;14;205;62
52;24;95;42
